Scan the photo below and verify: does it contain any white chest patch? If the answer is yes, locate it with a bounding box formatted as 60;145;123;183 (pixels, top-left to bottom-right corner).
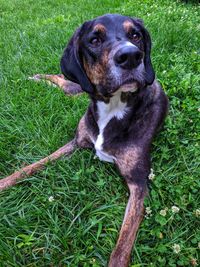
94;93;129;163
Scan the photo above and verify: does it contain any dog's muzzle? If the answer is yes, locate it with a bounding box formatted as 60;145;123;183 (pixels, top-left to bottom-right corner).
114;43;143;70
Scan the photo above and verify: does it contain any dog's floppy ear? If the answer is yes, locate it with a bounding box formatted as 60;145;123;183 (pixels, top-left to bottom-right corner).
60;25;94;93
142;27;155;85
132;18;155;85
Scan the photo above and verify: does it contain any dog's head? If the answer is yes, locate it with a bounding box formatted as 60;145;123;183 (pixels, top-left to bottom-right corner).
61;14;155;96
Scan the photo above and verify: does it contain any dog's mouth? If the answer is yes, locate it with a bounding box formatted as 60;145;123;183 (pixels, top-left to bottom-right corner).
109;78;140;95
95;63;145;97
119;80;139;92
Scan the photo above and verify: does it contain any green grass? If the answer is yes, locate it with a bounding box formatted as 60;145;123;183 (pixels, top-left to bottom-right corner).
0;0;200;266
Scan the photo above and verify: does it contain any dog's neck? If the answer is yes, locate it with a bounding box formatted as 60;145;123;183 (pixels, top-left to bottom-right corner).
91;82;139;103
92;90;131;162
96;91;130;124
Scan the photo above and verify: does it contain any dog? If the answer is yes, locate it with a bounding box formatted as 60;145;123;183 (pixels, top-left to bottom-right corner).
0;14;168;267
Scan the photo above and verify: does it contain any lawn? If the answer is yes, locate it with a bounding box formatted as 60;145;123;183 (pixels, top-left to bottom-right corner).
0;0;199;266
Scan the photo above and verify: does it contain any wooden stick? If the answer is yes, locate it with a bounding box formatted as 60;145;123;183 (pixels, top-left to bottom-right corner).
108;183;146;267
0;139;76;191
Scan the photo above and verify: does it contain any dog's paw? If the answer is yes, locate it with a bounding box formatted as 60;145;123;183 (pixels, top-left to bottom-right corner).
28;74;57;87
28;74;44;81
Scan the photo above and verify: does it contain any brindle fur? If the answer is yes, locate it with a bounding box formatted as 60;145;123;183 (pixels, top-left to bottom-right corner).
0;14;168;267
83;49;109;86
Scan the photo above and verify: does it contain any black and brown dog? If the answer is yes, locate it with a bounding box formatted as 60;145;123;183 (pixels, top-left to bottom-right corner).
0;14;168;267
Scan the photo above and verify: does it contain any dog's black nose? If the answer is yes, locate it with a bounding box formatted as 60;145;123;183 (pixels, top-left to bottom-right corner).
114;46;143;69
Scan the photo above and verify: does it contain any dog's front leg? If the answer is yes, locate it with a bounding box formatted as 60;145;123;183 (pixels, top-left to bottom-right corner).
0;113;93;191
108;149;149;267
0;139;77;191
108;183;146;267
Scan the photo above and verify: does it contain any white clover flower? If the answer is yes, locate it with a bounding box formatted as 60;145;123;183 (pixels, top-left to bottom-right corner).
48;196;54;202
160;208;167;217
172;244;181;254
195;209;200;217
198;108;200;112
146;207;152;215
159;232;163;239
148;168;155;180
145;207;152;218
171;205;180;213
90;258;96;264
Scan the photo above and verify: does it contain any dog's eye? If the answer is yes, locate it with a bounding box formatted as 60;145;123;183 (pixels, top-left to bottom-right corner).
129;32;141;42
90;37;102;46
